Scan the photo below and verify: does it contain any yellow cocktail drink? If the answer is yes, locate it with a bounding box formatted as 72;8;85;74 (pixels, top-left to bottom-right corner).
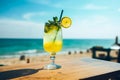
44;41;62;55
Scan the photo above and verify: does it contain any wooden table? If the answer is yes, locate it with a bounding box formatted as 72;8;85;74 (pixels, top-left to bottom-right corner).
0;57;120;80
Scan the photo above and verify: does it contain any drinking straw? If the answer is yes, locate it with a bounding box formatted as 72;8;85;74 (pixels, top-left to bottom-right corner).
53;10;63;42
59;10;64;22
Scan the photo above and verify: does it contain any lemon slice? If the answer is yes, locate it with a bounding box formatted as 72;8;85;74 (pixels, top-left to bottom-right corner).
61;17;72;28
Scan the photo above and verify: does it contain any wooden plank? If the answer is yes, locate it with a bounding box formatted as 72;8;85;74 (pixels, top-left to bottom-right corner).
0;58;120;80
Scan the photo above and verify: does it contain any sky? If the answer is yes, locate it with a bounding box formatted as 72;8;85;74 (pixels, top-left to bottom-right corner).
0;0;120;39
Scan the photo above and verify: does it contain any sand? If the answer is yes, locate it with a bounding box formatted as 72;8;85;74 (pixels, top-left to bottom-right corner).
0;51;91;66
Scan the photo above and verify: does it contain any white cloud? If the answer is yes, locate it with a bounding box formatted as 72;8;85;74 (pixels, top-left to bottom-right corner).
0;18;44;38
0;15;120;39
83;4;108;10
80;15;109;27
23;12;47;20
63;15;120;39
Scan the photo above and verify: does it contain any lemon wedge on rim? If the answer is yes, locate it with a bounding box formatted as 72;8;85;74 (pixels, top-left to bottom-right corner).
61;17;72;28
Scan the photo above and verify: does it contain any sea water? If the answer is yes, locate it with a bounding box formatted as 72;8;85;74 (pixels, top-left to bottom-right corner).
0;38;115;58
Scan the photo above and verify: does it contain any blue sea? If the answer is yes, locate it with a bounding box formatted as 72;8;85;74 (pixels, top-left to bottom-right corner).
0;38;115;58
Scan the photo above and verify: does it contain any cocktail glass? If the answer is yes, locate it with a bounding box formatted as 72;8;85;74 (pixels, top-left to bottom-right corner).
43;18;62;70
43;10;71;70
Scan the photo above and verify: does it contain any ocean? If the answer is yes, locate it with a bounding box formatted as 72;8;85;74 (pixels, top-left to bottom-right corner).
0;38;115;58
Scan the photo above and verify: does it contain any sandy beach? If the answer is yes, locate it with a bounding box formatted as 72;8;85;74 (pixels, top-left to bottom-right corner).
0;51;92;66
